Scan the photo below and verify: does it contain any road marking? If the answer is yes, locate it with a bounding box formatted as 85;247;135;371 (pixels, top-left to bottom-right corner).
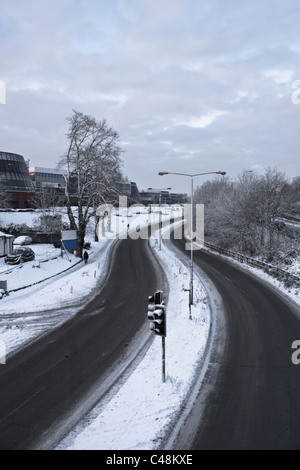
8;386;47;419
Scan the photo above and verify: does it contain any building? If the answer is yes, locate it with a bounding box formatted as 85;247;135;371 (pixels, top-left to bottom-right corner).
138;190;159;205
170;193;186;204
118;181;140;202
129;182;140;201
28;166;68;201
29;166;79;206
29;166;67;190
139;189;187;206
1;154;185;210
0;151;35;208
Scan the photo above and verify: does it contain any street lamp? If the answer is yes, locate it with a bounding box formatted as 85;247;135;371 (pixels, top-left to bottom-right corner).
148;187;172;250
159;170;226;318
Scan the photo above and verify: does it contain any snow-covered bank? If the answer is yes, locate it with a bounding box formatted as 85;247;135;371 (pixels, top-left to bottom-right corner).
0;244;80;292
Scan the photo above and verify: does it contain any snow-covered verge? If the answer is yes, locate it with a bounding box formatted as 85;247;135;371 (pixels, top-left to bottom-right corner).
56;233;211;450
0;244;80;292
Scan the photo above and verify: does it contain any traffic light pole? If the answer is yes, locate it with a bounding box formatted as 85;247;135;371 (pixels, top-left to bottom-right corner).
147;290;167;383
189;176;194;320
162;336;166;383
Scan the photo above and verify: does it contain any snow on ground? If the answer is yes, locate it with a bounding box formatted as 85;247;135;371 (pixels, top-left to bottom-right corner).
0;244;79;291
286;257;300;279
0;207;78;227
0;209;40;227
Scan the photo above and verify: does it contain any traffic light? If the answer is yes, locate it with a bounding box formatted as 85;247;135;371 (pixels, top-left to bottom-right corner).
147;290;166;337
150;304;166;337
147;294;156;320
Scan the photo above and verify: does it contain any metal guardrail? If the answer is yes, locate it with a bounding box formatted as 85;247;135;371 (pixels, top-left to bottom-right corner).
197;238;300;288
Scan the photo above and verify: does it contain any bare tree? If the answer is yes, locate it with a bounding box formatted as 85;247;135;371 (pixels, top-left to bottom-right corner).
289;176;300;217
32;185;64;210
193;177;234;245
194;168;297;261
32;187;64;234
58;110;123;257
255;167;293;260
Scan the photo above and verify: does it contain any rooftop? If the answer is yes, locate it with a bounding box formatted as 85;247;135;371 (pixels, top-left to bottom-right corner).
29;167;67;175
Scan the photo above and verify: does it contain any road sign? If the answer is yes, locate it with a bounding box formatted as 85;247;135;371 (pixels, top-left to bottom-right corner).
61;230;77;250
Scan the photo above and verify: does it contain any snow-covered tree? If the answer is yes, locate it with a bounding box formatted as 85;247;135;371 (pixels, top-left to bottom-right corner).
194;167;298;261
58;110;124;258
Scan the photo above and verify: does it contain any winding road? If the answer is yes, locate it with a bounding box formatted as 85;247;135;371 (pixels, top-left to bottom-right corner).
169;237;300;450
0;238;165;450
1;226;300;450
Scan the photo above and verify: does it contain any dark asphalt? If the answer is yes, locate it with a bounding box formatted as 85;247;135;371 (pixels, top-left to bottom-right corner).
171;238;300;450
0;238;160;450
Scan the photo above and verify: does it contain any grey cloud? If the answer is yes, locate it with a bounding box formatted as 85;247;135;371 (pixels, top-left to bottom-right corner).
0;0;299;194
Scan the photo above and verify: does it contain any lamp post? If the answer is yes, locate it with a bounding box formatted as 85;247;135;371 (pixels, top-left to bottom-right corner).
159;170;226;318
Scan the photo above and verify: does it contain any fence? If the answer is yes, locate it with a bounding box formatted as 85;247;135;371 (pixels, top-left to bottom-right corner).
197;238;300;288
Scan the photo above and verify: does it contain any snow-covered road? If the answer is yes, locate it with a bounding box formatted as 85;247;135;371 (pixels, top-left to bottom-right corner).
0;209;299;450
0;213;213;450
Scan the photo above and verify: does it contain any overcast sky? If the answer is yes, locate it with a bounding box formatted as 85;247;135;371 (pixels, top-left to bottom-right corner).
1;0;300;194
